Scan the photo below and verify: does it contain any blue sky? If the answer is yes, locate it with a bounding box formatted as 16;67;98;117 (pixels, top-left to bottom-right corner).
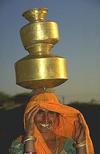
0;0;100;103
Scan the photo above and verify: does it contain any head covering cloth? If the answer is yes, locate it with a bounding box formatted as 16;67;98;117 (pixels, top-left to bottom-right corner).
24;92;94;154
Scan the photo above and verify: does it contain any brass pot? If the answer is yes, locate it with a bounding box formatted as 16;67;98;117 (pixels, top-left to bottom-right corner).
15;54;67;89
15;8;68;89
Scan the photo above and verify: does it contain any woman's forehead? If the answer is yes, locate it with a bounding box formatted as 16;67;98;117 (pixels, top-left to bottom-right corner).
38;108;52;112
38;108;58;114
40;108;47;111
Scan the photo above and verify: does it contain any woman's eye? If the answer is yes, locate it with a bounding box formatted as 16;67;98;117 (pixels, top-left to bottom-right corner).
48;111;56;115
38;109;45;114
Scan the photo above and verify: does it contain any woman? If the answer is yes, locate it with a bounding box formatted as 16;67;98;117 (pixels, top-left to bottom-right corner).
9;91;94;154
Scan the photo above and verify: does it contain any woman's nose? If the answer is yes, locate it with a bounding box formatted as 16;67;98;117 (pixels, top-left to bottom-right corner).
42;112;49;122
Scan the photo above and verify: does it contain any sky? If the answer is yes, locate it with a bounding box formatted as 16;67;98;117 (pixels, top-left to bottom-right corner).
0;0;100;104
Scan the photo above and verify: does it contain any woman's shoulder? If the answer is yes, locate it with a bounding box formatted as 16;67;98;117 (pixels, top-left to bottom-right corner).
63;138;76;154
9;136;24;154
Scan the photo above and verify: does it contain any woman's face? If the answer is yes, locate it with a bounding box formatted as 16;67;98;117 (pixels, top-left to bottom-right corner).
34;109;59;133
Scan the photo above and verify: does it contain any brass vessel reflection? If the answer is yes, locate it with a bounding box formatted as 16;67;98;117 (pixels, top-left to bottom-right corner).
15;8;68;89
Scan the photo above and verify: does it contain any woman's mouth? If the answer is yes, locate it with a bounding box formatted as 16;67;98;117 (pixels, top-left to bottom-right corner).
40;123;50;128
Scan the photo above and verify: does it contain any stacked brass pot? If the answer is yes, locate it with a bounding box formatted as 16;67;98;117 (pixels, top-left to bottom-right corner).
15;8;68;89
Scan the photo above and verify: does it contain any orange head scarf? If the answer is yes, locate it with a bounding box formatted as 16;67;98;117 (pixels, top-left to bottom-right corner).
24;92;94;154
